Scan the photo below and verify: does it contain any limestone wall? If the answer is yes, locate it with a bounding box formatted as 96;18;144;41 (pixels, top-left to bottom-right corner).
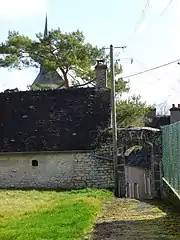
0;152;114;189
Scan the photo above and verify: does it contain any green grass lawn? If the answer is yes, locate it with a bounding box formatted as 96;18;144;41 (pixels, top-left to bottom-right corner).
0;189;113;240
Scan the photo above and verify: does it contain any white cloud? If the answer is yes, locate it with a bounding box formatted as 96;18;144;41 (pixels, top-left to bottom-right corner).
0;0;48;20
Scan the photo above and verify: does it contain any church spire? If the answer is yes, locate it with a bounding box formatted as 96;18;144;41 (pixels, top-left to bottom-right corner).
31;14;64;88
44;14;48;37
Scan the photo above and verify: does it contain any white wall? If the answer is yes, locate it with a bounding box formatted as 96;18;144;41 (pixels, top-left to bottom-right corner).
0;152;114;189
125;166;152;199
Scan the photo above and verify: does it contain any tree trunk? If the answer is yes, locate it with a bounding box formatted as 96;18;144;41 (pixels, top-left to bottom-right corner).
61;68;69;88
63;73;69;88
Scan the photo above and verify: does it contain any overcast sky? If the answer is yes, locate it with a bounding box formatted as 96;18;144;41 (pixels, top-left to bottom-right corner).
0;0;179;109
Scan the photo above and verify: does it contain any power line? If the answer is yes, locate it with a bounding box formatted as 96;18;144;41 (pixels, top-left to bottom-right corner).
122;58;180;79
127;0;150;45
133;57;161;81
133;0;150;34
159;0;173;17
128;57;162;89
127;0;173;49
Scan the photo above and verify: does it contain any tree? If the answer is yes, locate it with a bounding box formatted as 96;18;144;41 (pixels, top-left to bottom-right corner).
0;28;151;127
0;29;130;92
0;29;98;88
116;95;153;127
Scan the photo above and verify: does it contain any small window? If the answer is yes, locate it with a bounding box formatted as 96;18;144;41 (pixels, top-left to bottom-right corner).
32;160;38;167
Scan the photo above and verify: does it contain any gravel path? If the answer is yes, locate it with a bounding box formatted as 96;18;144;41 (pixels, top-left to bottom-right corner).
91;199;180;240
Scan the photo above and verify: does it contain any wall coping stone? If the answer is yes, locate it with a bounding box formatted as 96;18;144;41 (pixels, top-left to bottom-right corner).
0;150;93;156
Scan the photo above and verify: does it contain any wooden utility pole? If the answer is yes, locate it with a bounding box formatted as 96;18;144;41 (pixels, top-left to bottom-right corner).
110;44;119;197
109;44;127;197
102;44;127;197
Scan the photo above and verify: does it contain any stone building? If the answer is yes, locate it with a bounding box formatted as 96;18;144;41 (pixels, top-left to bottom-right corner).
145;104;180;128
0;34;163;199
0;60;115;190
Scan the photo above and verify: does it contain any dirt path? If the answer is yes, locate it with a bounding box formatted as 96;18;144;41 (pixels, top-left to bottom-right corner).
92;199;180;240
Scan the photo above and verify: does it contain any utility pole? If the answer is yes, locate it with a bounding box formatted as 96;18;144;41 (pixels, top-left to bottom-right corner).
110;45;119;197
103;44;126;197
102;45;127;197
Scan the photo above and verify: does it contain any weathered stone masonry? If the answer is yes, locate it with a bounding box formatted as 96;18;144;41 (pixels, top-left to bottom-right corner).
0;87;112;190
0;152;114;189
95;127;162;198
0;87;163;196
0;87;111;152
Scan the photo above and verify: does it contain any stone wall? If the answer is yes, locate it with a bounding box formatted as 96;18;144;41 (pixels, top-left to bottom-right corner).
0;152;114;190
145;115;170;129
95;127;162;198
0;87;111;152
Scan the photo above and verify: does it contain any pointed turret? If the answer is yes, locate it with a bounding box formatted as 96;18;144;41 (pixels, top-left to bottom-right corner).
44;14;48;37
31;15;64;89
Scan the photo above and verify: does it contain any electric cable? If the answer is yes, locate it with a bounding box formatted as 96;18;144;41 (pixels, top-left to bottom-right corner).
127;0;150;45
159;0;173;17
127;0;173;48
122;58;180;79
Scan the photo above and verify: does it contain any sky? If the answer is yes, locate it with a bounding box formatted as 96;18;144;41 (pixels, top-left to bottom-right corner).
0;0;179;112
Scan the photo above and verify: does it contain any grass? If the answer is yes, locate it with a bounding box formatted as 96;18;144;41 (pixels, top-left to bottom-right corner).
93;198;180;239
2;189;180;239
0;188;114;240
